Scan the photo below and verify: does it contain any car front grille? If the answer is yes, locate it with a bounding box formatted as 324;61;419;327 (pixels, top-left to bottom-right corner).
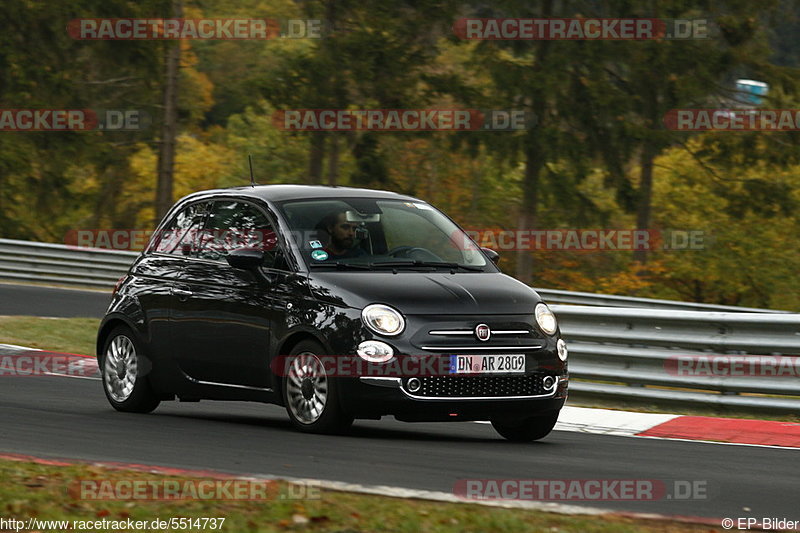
403;374;554;398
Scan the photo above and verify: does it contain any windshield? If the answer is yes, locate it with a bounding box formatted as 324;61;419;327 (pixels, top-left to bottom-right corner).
277;198;491;271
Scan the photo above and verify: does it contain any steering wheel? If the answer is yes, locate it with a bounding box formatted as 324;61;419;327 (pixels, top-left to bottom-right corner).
387;246;443;262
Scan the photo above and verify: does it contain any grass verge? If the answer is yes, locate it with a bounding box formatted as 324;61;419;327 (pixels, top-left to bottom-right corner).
0;457;723;533
0;316;98;356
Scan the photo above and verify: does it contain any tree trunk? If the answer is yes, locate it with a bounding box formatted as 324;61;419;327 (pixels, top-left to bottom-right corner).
633;51;661;264
515;141;542;283
92;162;124;227
633;142;656;263
514;0;552;284
308;132;326;184
327;134;340;186
155;0;182;223
470;156;481;212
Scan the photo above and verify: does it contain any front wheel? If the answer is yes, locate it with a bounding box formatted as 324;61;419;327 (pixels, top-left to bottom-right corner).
491;411;559;442
282;340;353;434
100;326;160;413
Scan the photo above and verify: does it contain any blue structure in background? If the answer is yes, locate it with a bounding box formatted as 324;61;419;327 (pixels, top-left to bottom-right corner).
735;79;769;106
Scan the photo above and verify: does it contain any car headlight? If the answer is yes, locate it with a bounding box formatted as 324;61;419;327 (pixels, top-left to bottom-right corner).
535;303;558;336
357;340;394;363
362;304;405;336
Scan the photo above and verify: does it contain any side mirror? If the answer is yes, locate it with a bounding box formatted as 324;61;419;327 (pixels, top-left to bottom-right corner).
481;247;500;264
226;248;265;270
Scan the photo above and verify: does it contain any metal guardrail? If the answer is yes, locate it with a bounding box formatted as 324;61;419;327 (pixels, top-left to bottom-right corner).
555;305;800;412
537;288;788;313
1;238;798;412
0;238;137;288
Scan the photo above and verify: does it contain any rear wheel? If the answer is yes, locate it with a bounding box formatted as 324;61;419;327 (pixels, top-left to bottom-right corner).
100;326;160;413
282;340;353;434
491;411;559;442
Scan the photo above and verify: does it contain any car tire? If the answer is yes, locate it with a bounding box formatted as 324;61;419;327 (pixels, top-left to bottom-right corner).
282;340;353;434
491;411;559;442
100;326;161;414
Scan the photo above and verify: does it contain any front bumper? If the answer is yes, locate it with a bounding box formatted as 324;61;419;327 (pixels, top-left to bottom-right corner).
339;373;568;422
326;311;569;421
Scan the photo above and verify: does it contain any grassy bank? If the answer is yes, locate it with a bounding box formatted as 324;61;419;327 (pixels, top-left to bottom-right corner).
0;315;98;355
0;458;722;532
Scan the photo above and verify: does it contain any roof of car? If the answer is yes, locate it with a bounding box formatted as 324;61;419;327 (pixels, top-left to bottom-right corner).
182;184;419;203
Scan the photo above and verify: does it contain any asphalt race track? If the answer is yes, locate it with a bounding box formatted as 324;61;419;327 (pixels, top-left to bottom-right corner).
0;283;798;521
0;283;111;318
0;374;797;520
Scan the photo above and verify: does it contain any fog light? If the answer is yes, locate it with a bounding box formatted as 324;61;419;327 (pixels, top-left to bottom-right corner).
357;340;394;363
543;375;556;389
407;378;421;393
557;339;568;362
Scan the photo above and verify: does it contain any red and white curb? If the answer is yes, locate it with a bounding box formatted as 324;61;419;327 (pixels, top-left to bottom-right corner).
555;406;680;437
3;343;799;449
554;406;800;449
0;343;98;380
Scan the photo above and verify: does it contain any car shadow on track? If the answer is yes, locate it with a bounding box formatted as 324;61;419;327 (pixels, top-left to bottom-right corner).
145;407;553;445
347;423;516;444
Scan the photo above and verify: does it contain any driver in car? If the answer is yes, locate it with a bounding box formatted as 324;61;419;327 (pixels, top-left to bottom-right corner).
319;210;367;259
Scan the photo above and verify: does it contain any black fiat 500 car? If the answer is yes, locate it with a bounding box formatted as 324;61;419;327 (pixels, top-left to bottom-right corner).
97;185;568;441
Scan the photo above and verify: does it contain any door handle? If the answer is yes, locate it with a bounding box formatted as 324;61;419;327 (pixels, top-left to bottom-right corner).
174;288;193;300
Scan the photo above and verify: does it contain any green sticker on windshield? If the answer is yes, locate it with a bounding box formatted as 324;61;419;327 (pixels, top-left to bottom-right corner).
311;250;329;261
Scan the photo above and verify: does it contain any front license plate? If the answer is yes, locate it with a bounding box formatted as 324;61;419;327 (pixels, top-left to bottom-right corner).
449;354;525;374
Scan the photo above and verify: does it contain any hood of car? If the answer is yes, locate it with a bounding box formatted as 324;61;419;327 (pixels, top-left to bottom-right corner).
307;271;542;314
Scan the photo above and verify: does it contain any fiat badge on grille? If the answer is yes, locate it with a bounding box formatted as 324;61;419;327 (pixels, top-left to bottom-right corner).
475;323;491;341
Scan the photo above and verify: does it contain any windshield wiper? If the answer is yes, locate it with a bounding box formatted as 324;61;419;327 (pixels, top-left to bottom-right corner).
370;260;484;272
309;262;371;270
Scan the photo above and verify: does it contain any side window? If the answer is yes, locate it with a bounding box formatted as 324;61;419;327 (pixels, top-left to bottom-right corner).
151;202;209;256
196;201;281;267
